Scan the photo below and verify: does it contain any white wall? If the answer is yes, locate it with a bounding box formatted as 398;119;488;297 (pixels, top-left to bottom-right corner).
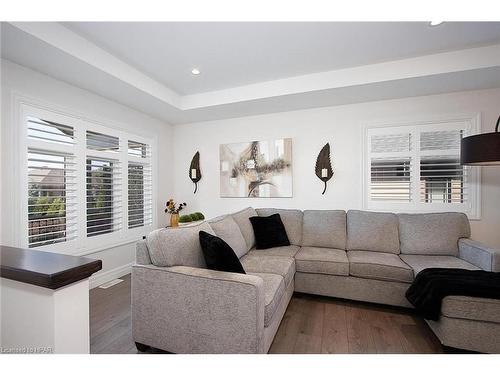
173;88;500;248
1;60;174;286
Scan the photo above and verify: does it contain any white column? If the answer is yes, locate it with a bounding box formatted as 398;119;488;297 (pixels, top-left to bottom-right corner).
1;277;90;354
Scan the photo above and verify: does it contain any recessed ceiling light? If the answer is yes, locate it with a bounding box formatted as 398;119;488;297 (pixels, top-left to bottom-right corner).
191;68;200;75
429;21;444;26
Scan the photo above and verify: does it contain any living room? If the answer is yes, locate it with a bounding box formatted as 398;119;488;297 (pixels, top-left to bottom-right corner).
1;0;500;373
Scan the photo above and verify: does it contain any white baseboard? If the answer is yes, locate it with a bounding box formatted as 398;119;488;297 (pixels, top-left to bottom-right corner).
89;262;133;289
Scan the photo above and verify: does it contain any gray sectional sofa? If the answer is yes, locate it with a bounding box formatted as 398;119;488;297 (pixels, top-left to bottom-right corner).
132;208;500;354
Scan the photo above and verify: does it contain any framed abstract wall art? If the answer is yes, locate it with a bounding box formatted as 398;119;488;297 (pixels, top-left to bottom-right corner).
219;138;292;198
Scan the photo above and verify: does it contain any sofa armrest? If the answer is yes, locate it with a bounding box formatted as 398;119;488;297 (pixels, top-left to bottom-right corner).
459;238;500;272
131;264;265;353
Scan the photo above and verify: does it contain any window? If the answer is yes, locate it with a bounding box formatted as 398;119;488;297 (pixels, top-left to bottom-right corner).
27;149;77;247
23;106;154;252
364;116;480;218
86;159;121;236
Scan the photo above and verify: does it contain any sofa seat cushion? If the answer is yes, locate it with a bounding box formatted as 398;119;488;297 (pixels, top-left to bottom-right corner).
247;245;300;258
256;208;303;246
208;215;248;258
400;254;480;276
347;251;414;283
347;210;400;254
441;295;500;324
247;272;285;327
398;212;470;256
302;210;346;249
241;254;295;286
295;246;349;276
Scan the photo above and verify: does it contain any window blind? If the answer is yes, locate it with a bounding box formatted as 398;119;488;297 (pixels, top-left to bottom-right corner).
27;150;77;247
128;162;153;228
86;159;122;237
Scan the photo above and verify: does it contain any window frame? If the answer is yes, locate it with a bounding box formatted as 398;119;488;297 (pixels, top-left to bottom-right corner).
361;114;481;219
18;100;156;255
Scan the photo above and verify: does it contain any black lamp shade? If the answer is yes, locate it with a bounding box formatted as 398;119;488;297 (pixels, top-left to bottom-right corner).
461;116;500;166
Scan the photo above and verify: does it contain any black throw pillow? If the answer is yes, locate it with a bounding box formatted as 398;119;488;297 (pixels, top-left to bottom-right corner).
199;231;246;274
249;213;290;249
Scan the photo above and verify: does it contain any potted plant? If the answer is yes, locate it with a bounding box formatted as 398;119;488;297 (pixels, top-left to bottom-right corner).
164;199;186;228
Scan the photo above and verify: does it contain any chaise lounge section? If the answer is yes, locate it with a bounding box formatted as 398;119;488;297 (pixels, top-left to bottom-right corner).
132;208;500;354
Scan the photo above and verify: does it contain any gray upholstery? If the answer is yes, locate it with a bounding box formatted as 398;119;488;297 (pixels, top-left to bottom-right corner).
442;295;500;324
347;250;414;283
295;272;412;308
302;210;346;249
427;316;500;354
248;273;285;326
146;222;214;267
398;212;470;256
208;215;248;258
459;238;500;272
247;245;300;258
256;208;303;246
347;210;400;254
232;207;258;251
135;207;500;354
136;240;152;265
132;264;265;353
400;254;480;275
295;246;349;276
241;254;295;286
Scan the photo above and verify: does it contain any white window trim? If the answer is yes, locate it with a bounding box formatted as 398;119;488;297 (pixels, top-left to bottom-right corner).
14;94;158;255
361;113;482;220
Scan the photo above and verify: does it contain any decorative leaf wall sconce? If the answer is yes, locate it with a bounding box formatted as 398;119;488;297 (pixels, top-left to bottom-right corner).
189;151;202;194
315;143;333;195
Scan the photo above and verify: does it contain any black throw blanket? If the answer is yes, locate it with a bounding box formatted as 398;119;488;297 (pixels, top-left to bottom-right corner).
405;268;500;321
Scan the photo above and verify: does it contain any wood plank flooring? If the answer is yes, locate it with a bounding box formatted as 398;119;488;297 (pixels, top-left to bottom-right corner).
90;274;444;354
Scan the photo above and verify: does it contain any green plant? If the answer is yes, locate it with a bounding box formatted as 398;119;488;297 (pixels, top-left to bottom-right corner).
189;213;199;221
179;214;193;223
194;212;205;220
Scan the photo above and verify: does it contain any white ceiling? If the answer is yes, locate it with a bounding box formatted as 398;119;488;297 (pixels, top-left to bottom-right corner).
2;22;500;124
63;22;500;95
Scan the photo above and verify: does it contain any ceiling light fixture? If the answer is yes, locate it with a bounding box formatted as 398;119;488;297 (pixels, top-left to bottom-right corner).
429;21;444;26
191;68;200;75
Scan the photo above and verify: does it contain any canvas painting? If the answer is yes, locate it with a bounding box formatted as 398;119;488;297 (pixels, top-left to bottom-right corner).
220;138;292;198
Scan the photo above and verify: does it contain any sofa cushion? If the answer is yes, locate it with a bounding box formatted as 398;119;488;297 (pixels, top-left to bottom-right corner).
400;254;480;276
295;246;349;276
256;208;303;246
208;215;248;258
249;214;290;249
146;222;215;267
232;207;258;251
247;245;300;258
198;231;246;274
348;250;413;283
302;210;346;249
347;210;400;254
247;272;285;327
441;295;500;324
398;212;470;256
241;254;295;286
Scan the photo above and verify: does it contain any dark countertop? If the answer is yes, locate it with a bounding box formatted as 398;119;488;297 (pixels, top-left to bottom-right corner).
0;245;102;289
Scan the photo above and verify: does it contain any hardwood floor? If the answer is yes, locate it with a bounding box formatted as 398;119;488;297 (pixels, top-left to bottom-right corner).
90;274;444;354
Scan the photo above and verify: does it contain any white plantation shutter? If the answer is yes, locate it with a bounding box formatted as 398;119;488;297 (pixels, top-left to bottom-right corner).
23;105;155;252
368;132;413;202
365;118;480;217
128;141;152;229
86;158;122;236
27;149;78;247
